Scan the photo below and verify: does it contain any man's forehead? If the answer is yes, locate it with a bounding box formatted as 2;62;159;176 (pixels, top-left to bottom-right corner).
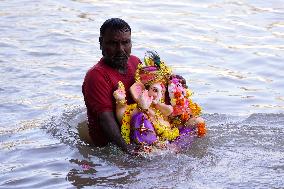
103;28;131;37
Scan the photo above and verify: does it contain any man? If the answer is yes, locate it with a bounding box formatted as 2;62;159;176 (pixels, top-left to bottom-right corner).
82;18;141;154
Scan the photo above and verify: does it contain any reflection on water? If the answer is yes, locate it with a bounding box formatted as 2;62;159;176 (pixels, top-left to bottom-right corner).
0;0;284;188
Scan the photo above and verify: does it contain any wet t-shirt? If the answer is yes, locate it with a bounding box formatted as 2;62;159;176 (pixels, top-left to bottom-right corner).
82;55;141;146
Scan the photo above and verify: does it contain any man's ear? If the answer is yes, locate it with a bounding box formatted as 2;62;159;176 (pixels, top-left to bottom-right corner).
99;37;103;50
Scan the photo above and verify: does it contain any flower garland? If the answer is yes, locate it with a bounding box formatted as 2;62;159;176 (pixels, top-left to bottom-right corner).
120;103;180;144
150;106;180;141
197;122;206;137
121;103;137;144
168;77;205;137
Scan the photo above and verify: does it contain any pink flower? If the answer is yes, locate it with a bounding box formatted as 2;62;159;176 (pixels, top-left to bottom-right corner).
171;78;180;84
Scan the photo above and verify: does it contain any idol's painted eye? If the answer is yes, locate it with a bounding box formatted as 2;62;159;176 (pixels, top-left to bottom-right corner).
153;88;158;93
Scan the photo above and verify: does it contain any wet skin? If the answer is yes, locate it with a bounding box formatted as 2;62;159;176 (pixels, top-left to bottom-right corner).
100;28;132;72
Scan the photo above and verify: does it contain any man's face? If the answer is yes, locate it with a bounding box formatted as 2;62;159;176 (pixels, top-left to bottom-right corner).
100;28;132;69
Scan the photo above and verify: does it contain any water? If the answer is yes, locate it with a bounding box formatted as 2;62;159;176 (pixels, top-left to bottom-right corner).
1;0;284;188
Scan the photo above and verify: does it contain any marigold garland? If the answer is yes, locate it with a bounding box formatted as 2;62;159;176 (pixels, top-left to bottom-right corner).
197;122;206;137
150;107;180;141
188;99;202;117
120;103;180;144
168;78;203;126
121;103;137;144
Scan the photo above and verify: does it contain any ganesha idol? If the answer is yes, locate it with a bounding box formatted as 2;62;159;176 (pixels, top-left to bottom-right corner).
113;51;206;151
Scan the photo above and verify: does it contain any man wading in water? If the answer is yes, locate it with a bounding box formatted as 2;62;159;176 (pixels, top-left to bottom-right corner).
82;18;140;154
81;18;189;154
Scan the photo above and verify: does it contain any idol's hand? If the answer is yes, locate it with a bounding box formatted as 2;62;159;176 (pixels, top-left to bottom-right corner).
113;81;126;101
137;90;153;110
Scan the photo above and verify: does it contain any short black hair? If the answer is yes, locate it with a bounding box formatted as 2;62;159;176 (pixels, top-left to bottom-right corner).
100;18;131;37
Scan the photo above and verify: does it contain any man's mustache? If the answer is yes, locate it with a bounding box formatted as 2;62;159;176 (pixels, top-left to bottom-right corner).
113;53;129;59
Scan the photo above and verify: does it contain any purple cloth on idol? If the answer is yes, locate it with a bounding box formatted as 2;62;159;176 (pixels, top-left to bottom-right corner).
130;112;157;145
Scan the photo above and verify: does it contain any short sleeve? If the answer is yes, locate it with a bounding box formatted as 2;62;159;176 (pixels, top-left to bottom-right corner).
83;69;113;114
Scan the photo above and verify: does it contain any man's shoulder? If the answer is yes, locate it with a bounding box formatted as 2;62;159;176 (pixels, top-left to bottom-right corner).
86;59;105;75
129;55;141;63
84;62;106;84
128;55;142;70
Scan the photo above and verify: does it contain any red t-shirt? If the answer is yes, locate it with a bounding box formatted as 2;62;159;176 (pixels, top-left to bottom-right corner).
82;55;141;146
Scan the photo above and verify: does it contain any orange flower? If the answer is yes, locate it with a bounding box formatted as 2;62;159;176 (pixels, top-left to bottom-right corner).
189;102;202;116
176;98;185;106
197;122;206;137
181;112;190;121
173;106;183;116
174;91;182;98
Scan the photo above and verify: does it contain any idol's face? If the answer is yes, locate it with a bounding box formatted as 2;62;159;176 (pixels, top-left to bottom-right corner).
100;29;132;69
148;83;163;104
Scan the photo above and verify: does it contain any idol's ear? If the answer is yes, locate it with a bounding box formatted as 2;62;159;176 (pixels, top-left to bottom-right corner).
130;82;145;102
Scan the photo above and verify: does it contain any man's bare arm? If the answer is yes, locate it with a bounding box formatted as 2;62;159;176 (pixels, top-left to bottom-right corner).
99;111;134;154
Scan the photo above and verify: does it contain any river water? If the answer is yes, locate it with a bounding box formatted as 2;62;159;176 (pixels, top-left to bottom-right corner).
0;0;284;188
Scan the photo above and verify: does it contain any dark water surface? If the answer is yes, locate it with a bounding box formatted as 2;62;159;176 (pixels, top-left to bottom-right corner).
1;0;284;188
